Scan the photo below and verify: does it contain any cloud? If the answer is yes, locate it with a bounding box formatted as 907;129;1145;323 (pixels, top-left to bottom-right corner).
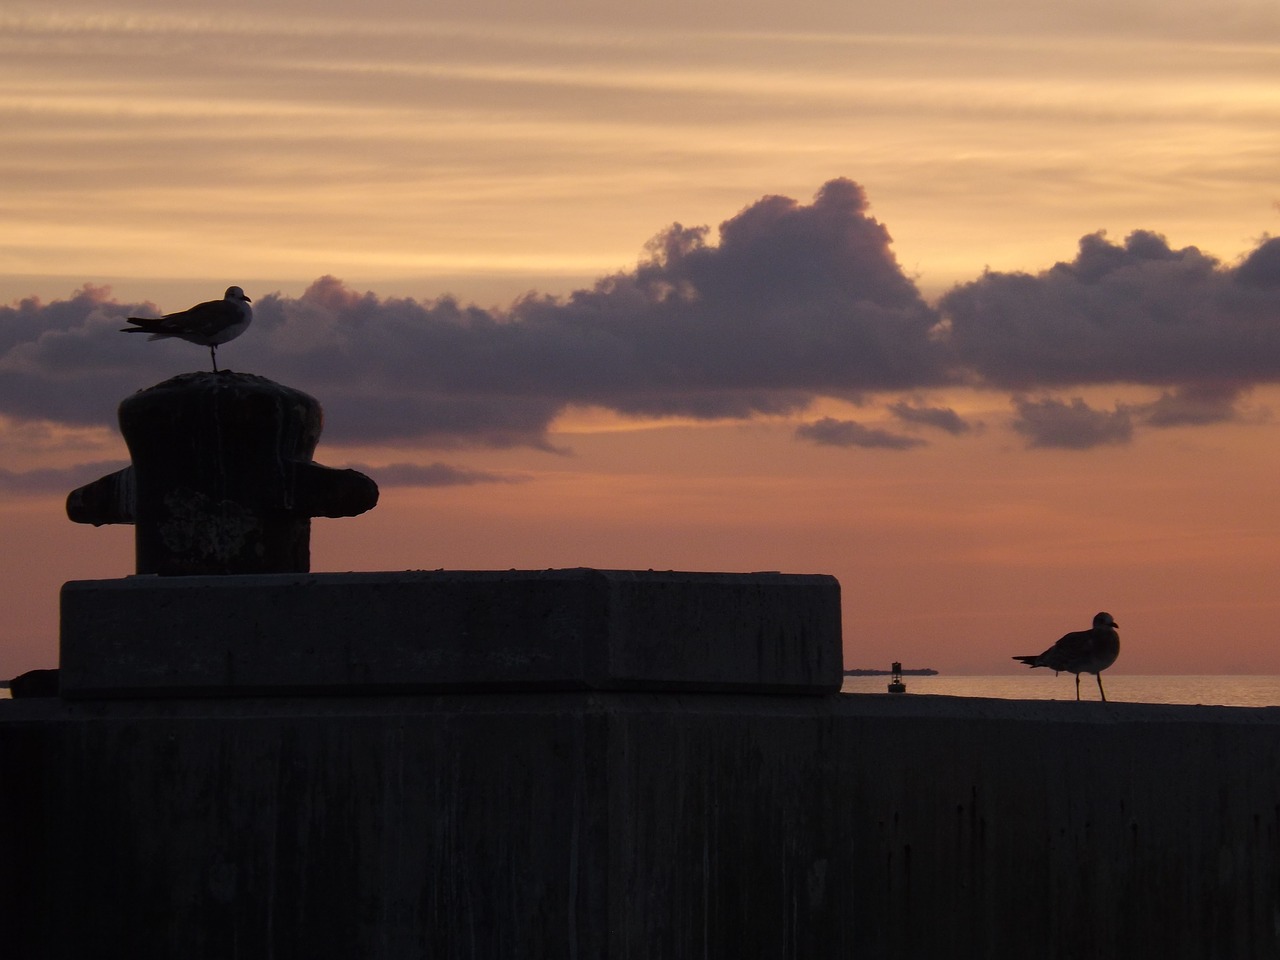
887;401;973;434
795;416;927;450
940;229;1280;390
1010;397;1133;450
0;286;163;427
1138;383;1248;428
0;179;943;449
348;461;530;487
5;181;1280;461
1234;236;1280;289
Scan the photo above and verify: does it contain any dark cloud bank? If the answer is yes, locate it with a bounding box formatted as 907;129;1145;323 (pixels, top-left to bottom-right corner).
4;178;1280;487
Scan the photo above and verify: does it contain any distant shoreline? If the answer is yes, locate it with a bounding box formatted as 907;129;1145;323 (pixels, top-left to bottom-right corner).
843;668;938;676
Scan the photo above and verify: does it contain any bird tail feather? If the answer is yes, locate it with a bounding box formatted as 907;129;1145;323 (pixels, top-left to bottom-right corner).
1011;655;1040;667
120;318;170;340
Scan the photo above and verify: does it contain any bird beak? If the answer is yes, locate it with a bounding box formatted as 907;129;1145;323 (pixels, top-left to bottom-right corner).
244;295;252;302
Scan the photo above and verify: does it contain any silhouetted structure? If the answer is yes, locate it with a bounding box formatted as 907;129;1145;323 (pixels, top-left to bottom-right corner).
66;372;378;575
4;376;1274;957
7;669;58;699
887;660;906;693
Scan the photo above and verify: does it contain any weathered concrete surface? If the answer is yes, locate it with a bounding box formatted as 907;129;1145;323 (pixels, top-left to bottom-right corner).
3;693;1278;959
59;569;843;697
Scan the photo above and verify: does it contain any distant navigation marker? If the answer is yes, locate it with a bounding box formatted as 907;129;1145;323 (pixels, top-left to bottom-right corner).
888;661;906;694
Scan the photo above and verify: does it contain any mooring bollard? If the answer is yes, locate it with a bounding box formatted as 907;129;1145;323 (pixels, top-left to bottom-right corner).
66;372;378;575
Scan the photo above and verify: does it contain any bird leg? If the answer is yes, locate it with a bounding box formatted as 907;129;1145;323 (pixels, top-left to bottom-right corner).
1096;673;1107;702
210;345;219;373
1074;673;1081;700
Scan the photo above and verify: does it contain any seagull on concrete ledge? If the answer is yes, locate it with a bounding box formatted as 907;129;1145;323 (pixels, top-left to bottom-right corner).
1012;612;1120;701
121;286;253;373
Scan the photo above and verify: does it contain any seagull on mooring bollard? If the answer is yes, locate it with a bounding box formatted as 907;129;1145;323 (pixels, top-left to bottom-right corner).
1012;612;1120;701
121;286;253;373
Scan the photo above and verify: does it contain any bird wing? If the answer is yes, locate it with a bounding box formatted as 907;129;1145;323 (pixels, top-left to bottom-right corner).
1051;629;1095;657
155;298;239;337
123;298;236;338
1033;628;1098;671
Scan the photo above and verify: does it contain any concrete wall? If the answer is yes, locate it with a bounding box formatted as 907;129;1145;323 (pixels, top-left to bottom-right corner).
3;692;1278;959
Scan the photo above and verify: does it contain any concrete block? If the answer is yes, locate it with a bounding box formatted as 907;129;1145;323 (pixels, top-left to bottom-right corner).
5;693;1279;957
59;568;842;697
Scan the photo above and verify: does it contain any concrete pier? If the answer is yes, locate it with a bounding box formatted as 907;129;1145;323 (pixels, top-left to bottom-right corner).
4;691;1279;958
3;568;1279;957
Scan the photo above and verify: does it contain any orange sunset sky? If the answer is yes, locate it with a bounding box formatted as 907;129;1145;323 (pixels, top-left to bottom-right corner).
3;0;1280;678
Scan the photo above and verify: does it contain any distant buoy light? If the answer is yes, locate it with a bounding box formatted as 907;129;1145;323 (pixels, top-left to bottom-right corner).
888;661;906;694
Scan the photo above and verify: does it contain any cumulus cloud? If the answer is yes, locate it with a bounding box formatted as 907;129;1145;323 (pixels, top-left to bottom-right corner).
0;179;943;450
1011;397;1133;450
794;417;926;450
0;287;149;427
5;181;1280;461
941;229;1280;389
1234;236;1280;289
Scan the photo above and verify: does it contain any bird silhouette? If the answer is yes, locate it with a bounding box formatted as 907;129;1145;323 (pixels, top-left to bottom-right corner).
1012;612;1120;701
121;286;252;372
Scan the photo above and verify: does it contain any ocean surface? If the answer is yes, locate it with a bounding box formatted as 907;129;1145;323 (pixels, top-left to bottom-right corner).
841;674;1280;707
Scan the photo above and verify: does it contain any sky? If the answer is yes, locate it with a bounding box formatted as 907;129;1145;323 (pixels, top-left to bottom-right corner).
2;0;1280;678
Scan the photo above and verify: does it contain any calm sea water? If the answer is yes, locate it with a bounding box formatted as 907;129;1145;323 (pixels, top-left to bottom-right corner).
841;674;1280;707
